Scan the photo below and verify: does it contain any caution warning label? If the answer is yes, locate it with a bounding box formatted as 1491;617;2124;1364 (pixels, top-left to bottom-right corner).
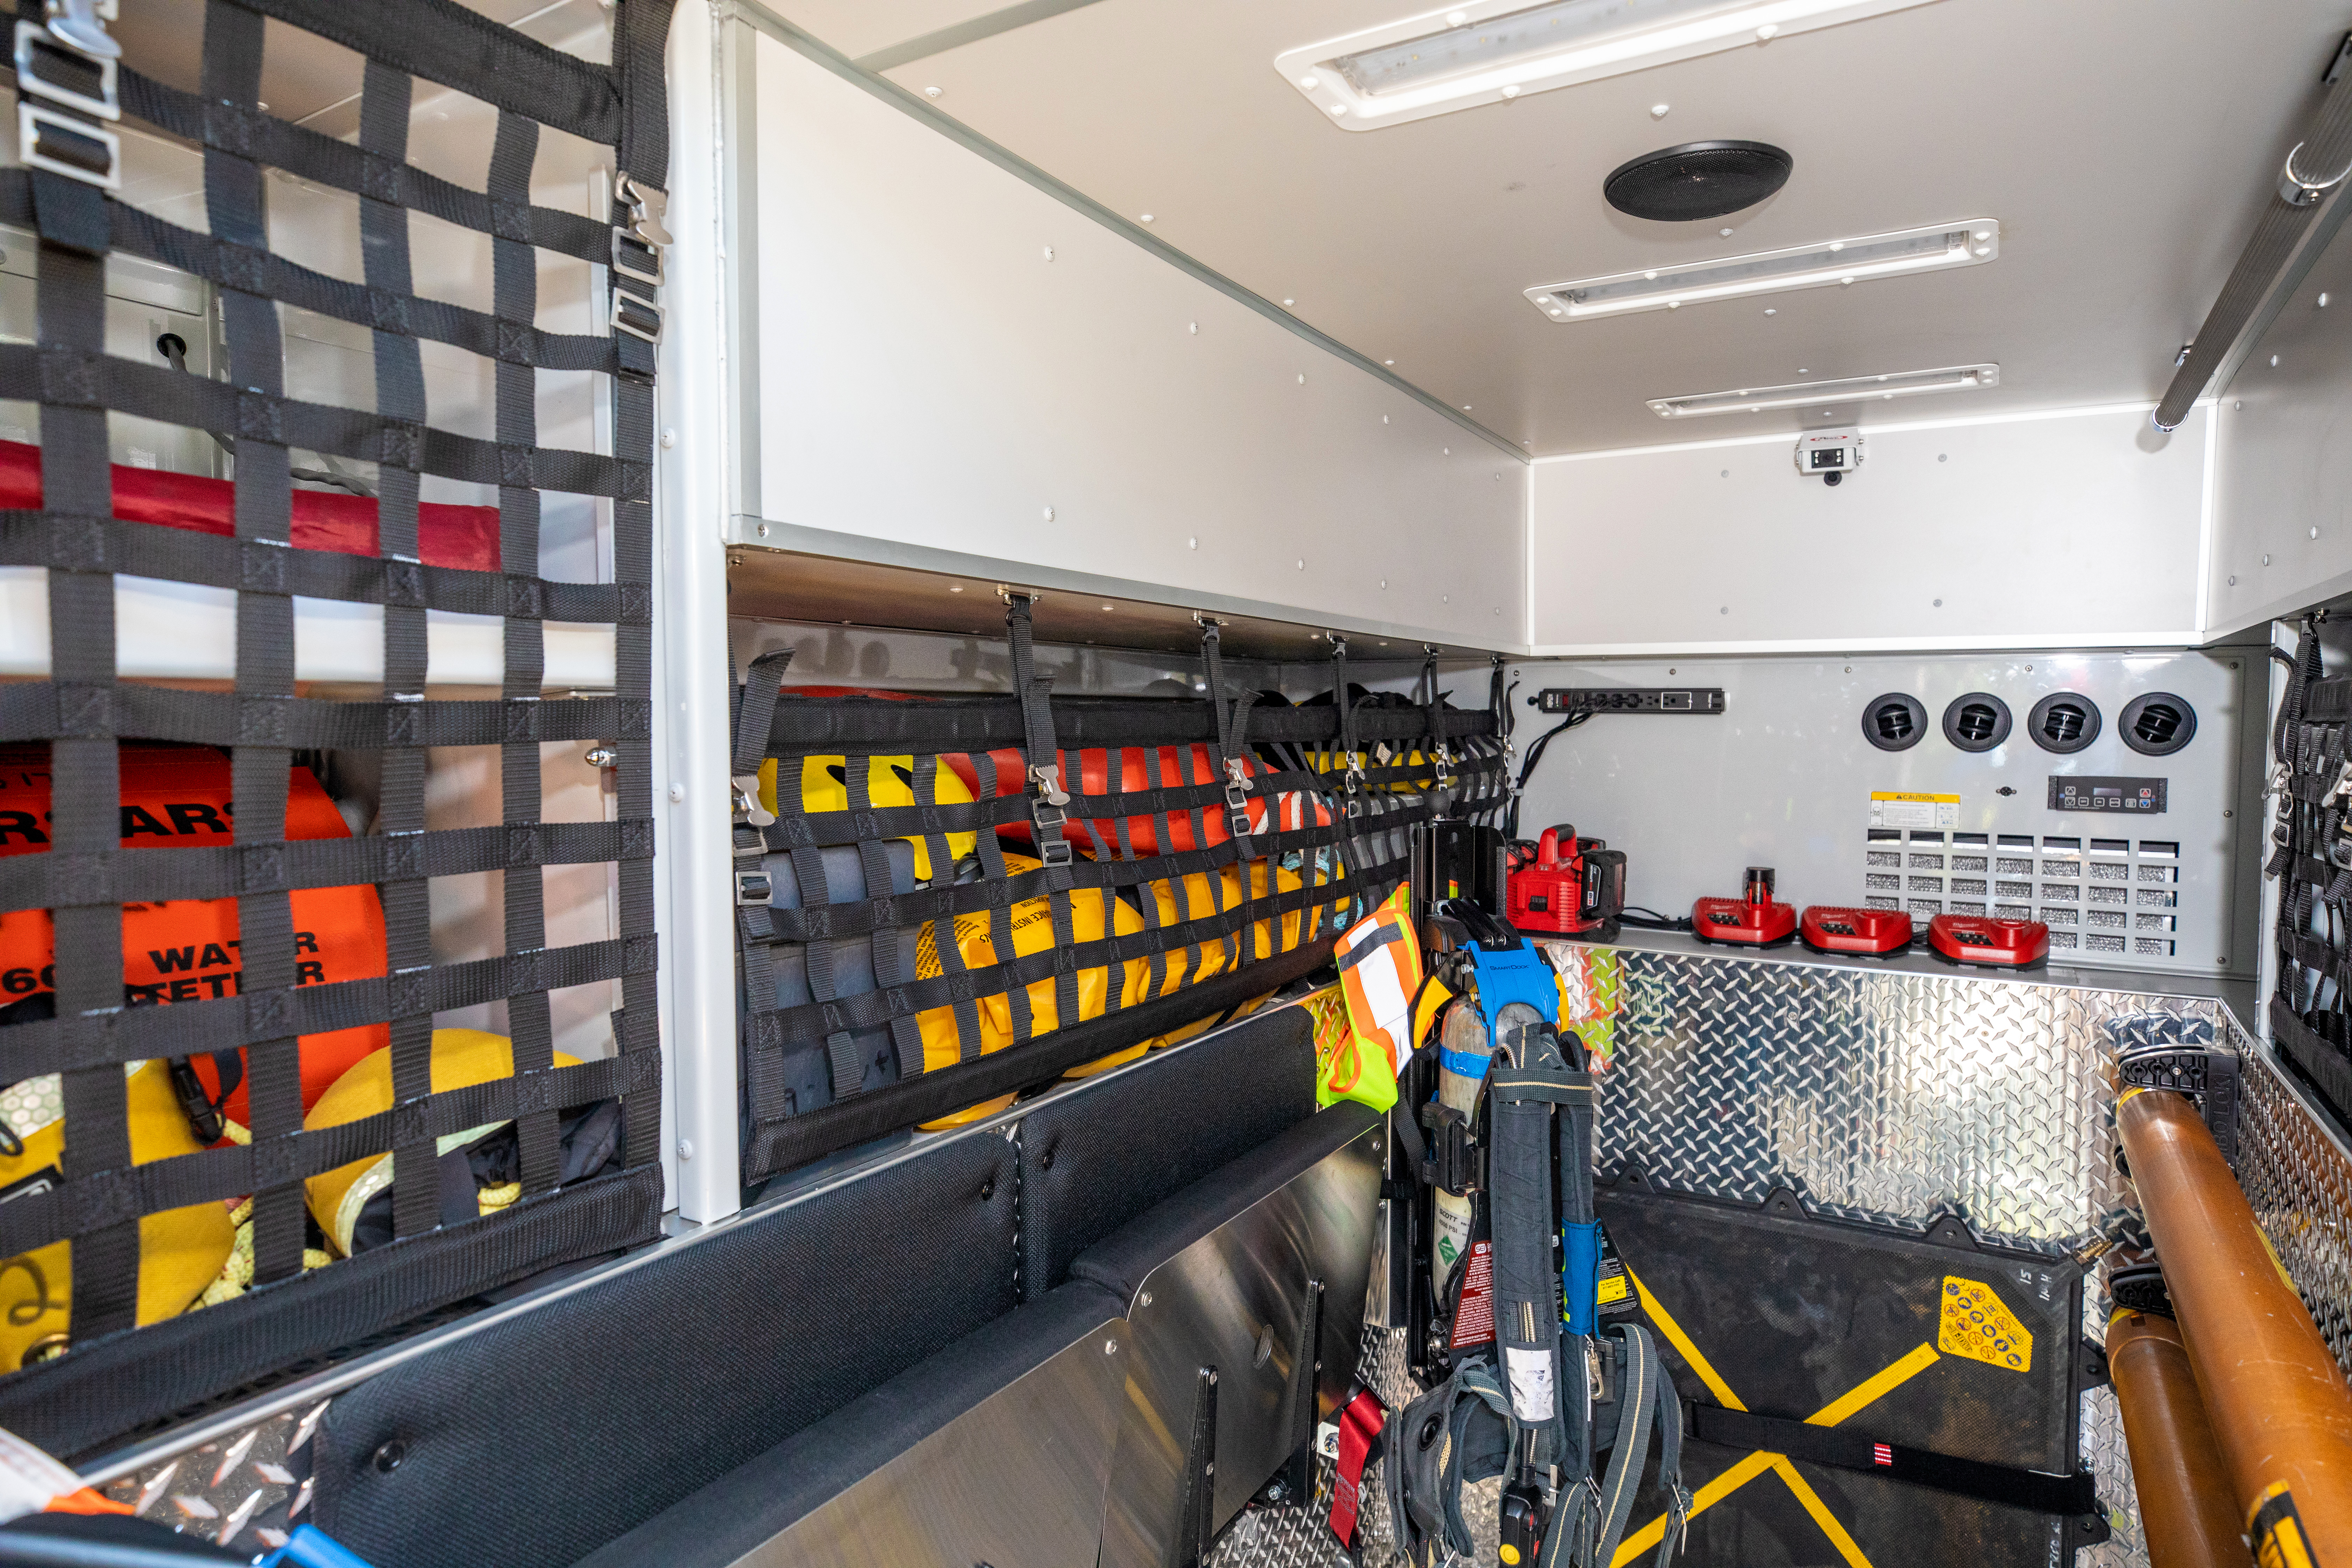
1449;1240;1495;1351
1939;1275;2032;1372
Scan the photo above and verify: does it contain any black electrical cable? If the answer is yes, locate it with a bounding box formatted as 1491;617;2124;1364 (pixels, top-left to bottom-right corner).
1617;905;1694;933
1503;707;1589;838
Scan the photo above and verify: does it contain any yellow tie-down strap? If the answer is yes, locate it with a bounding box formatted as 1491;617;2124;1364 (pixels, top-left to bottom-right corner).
1611;1265;1946;1568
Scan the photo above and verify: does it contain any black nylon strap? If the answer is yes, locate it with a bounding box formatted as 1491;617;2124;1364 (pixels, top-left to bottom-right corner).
1685;1402;2099;1517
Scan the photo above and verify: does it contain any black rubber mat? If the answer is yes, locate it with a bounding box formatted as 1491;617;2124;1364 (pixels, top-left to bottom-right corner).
1592;1175;2107;1568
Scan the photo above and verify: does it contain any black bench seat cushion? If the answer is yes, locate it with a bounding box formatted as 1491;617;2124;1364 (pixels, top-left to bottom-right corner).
1017;1005;1318;1301
574;1279;1127;1568
312;1131;1019;1568
1067;1101;1382;1304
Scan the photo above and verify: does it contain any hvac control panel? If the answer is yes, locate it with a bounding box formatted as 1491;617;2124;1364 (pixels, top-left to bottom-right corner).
1535;687;1726;715
2048;776;2167;814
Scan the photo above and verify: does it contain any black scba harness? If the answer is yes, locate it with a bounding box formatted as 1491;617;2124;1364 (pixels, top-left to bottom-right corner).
1389;923;1687;1567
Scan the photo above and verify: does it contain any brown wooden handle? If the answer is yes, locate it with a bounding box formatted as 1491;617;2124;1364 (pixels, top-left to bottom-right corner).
2107;1307;2252;1568
2118;1088;2352;1563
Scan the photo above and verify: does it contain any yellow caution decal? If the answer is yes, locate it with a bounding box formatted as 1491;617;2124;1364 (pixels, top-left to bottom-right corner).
2251;1482;2317;1568
1938;1276;2032;1372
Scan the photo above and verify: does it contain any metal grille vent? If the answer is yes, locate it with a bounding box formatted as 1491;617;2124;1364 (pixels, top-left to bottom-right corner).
1942;693;2012;752
1861;832;2182;960
1602;140;1794;223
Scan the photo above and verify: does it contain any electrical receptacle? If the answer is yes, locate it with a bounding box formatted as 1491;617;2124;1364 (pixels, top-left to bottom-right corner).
1533;687;1726;715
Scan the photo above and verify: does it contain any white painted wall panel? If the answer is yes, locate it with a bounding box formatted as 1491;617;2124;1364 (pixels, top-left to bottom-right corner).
1511;649;2259;979
1528;404;2211;655
747;32;1524;648
2207;213;2352;636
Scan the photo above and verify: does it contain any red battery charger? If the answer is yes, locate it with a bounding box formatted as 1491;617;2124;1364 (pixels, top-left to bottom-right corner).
1927;913;2049;968
1693;867;1797;947
1799;905;1914;957
1505;825;1625;939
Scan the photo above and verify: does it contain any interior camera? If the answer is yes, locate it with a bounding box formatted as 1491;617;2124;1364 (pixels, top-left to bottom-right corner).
1795;428;1862;484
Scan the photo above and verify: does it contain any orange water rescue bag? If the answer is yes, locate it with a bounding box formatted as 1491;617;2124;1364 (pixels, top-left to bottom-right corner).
0;744;388;1121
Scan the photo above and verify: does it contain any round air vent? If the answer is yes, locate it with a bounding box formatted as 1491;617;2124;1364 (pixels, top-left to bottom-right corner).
1604;141;1794;222
2120;693;2197;756
1941;693;2012;753
2026;692;2102;755
1861;692;1927;752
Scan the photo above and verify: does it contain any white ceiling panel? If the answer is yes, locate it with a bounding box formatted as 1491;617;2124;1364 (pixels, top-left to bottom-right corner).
735;0;2352;454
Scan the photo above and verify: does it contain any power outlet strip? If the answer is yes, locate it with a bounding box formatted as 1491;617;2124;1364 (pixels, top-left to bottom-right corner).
1533;687;1727;715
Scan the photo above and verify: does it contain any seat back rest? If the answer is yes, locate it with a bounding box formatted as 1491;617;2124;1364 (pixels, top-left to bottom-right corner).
313;1133;1018;1568
576;1281;1130;1568
1085;1106;1386;1568
1017;1005;1316;1301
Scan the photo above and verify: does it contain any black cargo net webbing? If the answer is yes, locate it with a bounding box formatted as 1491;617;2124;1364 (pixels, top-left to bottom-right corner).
2272;617;2352;1124
733;616;1503;1181
0;0;674;1457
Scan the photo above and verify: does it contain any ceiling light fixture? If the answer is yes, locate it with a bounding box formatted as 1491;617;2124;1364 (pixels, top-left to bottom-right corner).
1276;0;1943;132
1644;363;1999;418
1527;218;1997;321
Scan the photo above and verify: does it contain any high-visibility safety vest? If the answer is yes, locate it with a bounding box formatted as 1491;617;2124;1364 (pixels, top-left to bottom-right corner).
1328;891;1423;1113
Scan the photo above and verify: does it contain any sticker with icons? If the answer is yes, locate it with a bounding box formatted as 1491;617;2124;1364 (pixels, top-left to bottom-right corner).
1938;1275;2033;1373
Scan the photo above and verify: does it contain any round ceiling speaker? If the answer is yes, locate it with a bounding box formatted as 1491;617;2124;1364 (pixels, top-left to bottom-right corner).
1603;141;1794;222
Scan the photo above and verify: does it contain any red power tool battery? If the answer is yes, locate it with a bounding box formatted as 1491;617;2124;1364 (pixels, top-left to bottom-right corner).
1693;867;1797;947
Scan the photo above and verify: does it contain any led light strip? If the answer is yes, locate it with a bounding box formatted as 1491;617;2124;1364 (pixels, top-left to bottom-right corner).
1526;219;1998;321
1646;363;2000;418
1275;0;1946;132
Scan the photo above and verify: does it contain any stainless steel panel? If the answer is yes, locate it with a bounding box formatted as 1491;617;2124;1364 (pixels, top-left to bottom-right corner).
1099;1125;1384;1568
751;1315;1129;1568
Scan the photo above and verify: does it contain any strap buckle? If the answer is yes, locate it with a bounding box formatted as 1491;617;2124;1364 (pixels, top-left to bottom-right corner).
614;171;673;247
16;15;116;121
734;867;774;906
1417;1103;1480;1195
1028;762;1071;807
732;773;775;828
2322;759;2352;807
610;288;662;344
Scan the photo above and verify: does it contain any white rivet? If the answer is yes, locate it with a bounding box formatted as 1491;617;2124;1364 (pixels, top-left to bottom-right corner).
2320;292;2331;307
925;85;941;98
1298;373;1306;385
2264;554;2273;565
1188;321;1198;334
1644;270;1658;280
1650;103;1670;118
1446;8;1466;21
1974;229;1990;242
1384;359;1395;365
1666;300;1680;309
667;782;685;803
1379;579;1388;589
2314;527;2322;539
677;1140;694;1160
1329;103;1347;115
1442;594;1449;602
1763;308;1775;316
1500;84;1519;98
2273;354;2281;367
1720;227;1733;237
1300;75;1318;89
1462;405;1472;411
1102;603;1114;610
1283;298;1296;307
658;427;677;449
1187;536;1198;549
1105;1339;1117;1354
949;583;964;593
1042;246;1053;261
1296;558;1305;569
1755;22;1778;38
1043;506;1055;522
1139;214;1154;223
1840;275;1855;286
1443;446;1450;454
2235;400;2244;410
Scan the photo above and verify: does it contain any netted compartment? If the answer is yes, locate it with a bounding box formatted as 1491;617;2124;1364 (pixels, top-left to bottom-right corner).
0;0;674;1457
2269;618;2352;1125
731;605;1507;1183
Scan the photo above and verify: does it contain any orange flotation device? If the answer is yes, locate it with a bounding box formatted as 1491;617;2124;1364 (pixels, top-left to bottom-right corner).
0;744;388;1123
